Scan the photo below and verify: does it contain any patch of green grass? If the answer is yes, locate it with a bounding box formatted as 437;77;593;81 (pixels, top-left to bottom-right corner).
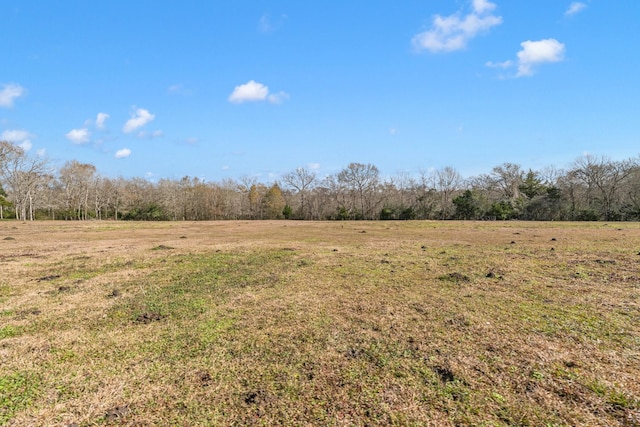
0;325;22;340
151;244;174;251
585;380;639;411
51;347;78;363
0;372;40;424
0;285;10;304
607;389;637;410
43;255;152;283
199;316;235;346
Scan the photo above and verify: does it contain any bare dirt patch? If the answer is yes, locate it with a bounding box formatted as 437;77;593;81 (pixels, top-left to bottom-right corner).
134;312;164;324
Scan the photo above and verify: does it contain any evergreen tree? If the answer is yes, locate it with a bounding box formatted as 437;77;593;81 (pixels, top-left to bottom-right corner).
453;190;480;219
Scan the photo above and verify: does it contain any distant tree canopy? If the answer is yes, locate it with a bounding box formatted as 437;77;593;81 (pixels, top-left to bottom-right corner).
1;140;639;221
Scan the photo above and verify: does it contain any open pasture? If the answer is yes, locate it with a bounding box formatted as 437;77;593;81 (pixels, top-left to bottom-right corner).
1;220;639;426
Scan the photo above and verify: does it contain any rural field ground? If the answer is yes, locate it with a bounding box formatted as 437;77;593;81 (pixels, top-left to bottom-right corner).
1;220;639;426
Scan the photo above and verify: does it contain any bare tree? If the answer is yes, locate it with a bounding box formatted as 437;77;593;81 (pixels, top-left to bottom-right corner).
282;167;316;219
622;160;640;219
113;178;128;220
0;142;50;220
435;166;462;218
238;176;258;219
388;171;416;212
217;178;243;219
539;165;564;187
412;170;438;219
491;163;524;200
337;162;380;219
92;175;110;220
571;154;637;220
465;173;498;217
58;160;97;220
306;181;335;220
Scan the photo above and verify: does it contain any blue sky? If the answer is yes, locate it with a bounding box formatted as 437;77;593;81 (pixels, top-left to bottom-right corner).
1;0;639;182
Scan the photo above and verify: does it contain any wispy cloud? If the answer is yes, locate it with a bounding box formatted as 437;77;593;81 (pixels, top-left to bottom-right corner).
412;0;502;53
228;80;288;104
115;148;132;159
168;83;191;95
565;2;587;16
0;83;25;108
258;13;287;34
1;129;31;143
485;60;513;69
137;130;164;139
83;112;110;130
19;140;32;151
1;129;33;151
123;108;155;133
267;91;289;104
65;128;91;144
487;38;565;77
96;112;110;130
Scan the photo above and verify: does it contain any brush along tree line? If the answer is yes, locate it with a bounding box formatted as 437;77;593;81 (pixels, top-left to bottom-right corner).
1;140;640;221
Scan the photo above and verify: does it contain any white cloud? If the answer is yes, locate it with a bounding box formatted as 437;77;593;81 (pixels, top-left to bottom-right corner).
123;108;155;133
412;0;502;53
96;112;110;129
0;83;25;108
565;2;587;16
228;80;269;103
115;148;132;159
168;83;191;95
487;38;565;77
137;130;164;139
36;148;46;157
267;91;290;104
65;128;91;144
516;39;565;77
485;60;513;69
228;80;288;104
1;129;30;143
258;13;287;34
258;14;274;34
308;163;320;170
472;0;496;14
1;129;33;151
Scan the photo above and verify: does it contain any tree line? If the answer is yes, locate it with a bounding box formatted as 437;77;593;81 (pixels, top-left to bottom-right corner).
2;140;640;221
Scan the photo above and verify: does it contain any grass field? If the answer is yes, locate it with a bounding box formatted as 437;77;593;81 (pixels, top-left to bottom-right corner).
1;220;639;426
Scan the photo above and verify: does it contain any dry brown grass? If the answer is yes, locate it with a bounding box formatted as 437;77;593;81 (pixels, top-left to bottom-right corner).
1;220;639;426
